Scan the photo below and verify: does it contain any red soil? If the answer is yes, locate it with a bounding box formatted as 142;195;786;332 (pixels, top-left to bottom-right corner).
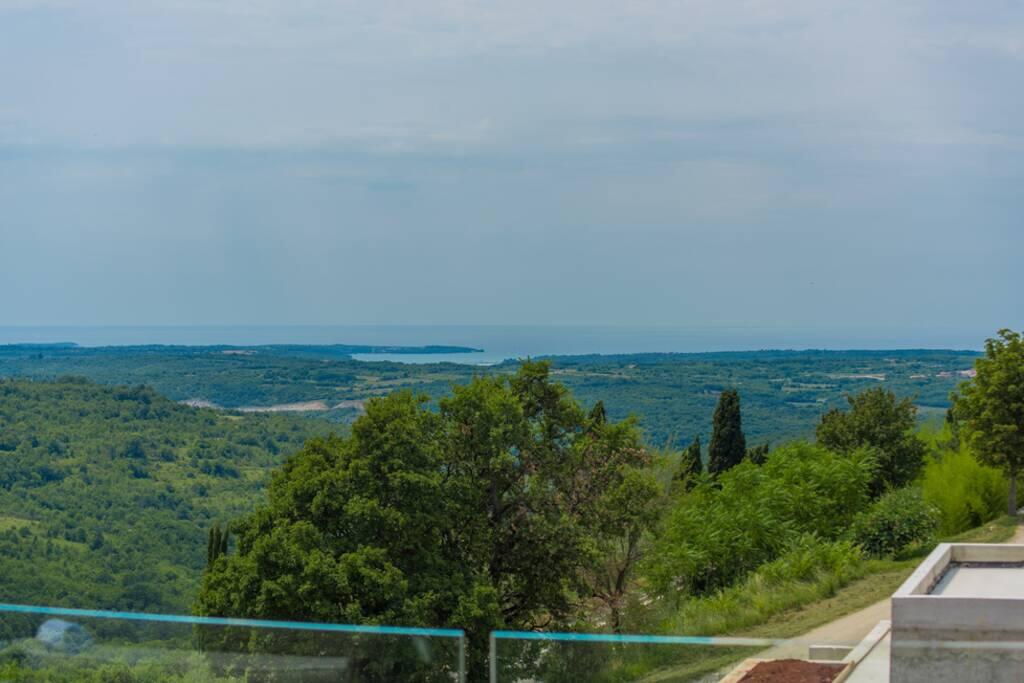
739;659;846;683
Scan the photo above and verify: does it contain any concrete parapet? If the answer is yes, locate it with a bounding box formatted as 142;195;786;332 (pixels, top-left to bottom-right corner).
890;544;1024;683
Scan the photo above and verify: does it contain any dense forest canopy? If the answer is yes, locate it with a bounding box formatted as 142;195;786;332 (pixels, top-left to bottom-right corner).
0;345;978;446
0;378;330;614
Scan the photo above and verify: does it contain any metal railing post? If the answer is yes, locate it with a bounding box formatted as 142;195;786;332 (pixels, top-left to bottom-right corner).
489;631;498;683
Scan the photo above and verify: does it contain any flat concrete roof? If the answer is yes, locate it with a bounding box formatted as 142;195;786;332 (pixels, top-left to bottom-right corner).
893;544;1024;598
930;563;1024;599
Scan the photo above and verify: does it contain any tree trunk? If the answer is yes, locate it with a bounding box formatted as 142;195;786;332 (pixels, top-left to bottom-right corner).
1010;472;1018;517
610;603;622;635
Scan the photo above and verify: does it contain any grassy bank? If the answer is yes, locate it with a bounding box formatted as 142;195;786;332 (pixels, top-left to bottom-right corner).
630;515;1018;682
743;513;1017;637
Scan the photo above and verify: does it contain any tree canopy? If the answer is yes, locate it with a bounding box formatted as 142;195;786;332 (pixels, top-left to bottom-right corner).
954;329;1024;515
816;387;925;497
0;378;326;618
195;361;656;680
707;390;746;475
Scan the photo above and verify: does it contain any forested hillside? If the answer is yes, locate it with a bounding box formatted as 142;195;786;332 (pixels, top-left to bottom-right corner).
0;378;331;613
0;345;979;446
556;349;979;446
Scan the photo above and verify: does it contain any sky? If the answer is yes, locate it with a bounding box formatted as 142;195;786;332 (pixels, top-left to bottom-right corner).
0;0;1021;337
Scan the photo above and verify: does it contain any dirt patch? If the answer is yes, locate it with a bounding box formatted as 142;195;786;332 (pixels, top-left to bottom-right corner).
180;398;221;409
739;659;845;683
235;401;330;413
332;400;366;411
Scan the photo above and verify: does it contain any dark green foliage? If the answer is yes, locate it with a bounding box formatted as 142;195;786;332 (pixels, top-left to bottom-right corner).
676;436;703;486
589;400;607;425
852;487;940;557
195;361;656;681
0;378;329;614
954;329;1024;515
746;443;770;465
707;390;745;475
817;387;927;496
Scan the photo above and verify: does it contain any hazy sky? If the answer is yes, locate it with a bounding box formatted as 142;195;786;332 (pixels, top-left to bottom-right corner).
1;1;1021;334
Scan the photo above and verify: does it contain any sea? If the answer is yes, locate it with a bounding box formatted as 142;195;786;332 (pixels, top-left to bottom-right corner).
0;325;987;366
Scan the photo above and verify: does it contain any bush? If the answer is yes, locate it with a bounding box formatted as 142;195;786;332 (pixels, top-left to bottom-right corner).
670;536;865;635
852;487;939;557
921;448;1007;536
645;442;873;596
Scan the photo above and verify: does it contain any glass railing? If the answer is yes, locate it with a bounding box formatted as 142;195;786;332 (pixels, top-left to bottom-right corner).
6;603;1024;682
0;603;465;682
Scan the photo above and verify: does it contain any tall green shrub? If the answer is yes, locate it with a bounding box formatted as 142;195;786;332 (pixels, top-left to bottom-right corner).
645;442;873;596
852;487;939;557
921;449;1007;536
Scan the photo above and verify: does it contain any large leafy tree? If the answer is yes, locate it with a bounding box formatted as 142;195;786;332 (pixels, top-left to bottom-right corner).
816;387;925;497
707;390;746;475
580;464;661;634
954;329;1024;516
195;361;655;680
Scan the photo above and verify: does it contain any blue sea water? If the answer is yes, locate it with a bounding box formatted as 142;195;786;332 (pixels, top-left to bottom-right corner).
0;325;985;365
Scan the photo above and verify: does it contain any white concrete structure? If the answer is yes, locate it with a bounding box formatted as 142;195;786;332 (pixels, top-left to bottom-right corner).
890;543;1024;683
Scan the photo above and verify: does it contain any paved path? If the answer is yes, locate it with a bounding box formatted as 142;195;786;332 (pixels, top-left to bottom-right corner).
1012;517;1024;543
759;599;891;659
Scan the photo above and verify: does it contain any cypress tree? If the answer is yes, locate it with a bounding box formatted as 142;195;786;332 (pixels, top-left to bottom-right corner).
586;400;607;437
708;389;746;475
207;524;229;566
677;435;703;489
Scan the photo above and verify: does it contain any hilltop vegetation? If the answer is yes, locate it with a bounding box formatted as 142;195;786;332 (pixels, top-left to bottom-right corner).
0;336;1014;681
0;378;330;615
190;353;1012;681
0;345;978;447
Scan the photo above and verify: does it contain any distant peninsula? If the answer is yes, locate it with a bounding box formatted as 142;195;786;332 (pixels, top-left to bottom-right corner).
0;342;483;357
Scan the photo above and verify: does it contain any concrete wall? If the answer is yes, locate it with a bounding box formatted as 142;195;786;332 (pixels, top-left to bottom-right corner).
890;544;1024;683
